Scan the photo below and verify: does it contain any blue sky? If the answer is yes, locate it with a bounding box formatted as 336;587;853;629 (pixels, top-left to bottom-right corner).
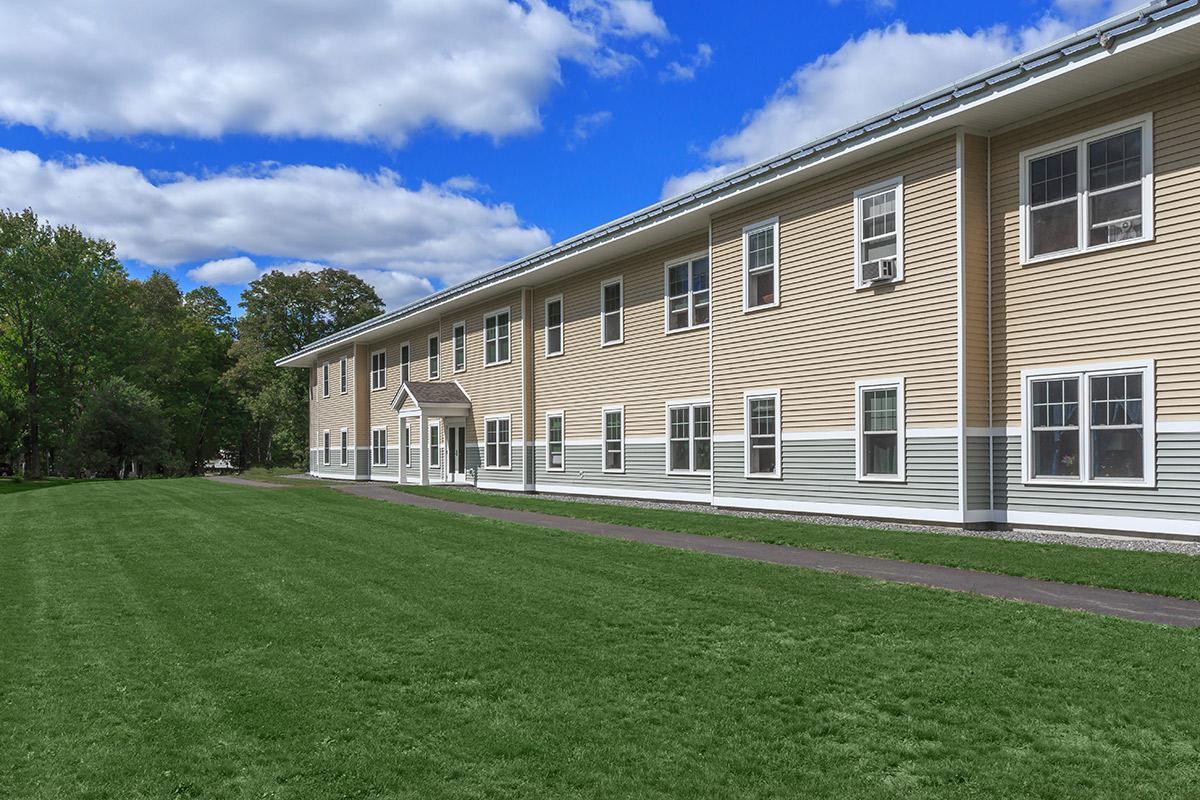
0;0;1132;311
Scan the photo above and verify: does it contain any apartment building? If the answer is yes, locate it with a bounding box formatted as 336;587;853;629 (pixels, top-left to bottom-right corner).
278;0;1200;538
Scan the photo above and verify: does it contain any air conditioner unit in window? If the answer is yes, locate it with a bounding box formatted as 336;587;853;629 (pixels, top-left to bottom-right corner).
861;258;896;283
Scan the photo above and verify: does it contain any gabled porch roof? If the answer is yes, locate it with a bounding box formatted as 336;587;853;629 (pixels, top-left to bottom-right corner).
390;381;471;418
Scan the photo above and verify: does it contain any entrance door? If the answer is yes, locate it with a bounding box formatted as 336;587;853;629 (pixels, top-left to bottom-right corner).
447;426;467;482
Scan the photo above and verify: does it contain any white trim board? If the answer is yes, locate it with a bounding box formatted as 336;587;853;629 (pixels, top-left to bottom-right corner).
713;495;963;524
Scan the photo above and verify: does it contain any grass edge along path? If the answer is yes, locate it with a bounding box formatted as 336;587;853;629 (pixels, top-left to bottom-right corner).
398;485;1200;602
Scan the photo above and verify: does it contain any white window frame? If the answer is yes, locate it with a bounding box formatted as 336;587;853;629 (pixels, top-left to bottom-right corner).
485;414;512;471
484;307;512;367
599;277;624;346
743;389;781;479
544;294;564;357
1019;114;1154;265
663;252;711;333
601;405;625;474
428;334;440;379
545;411;565;472
855;377;906;483
340;428;348;466
853;176;904;289
371;426;388;467
428;420;441;469
665;398;712;476
1020;359;1155;488
370;349;387;391
453;321;466;373
321;363;330;398
322;430;330;466
742;217;780;312
400;342;411;385
403;424;411;468
339;356;348;394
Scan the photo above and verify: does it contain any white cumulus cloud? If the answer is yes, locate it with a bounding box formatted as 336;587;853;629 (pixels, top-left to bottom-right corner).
661;16;1091;198
187;257;260;286
0;0;667;144
0;150;550;308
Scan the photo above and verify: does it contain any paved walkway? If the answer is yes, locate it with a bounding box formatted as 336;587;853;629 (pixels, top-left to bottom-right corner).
209;476;1200;627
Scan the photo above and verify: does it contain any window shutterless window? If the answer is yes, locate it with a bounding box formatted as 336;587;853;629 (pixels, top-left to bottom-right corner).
545;296;564;356
370;350;386;390
665;255;710;331
403;425;410;468
339;356;347;394
667;402;712;473
428;335;439;379
484;310;510;365
1023;361;1154;486
600;278;623;345
321;363;329;398
340;429;348;466
371;428;387;467
400;344;410;384
742;219;778;310
322;430;330;465
485;416;511;469
1021;116;1153;263
428;423;440;468
546;412;564;471
603;407;624;472
856;379;905;481
854;178;903;287
453;322;466;372
745;392;779;477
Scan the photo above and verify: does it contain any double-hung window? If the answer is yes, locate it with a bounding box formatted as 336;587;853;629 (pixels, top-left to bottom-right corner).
428;335;439;379
665;255;710;331
854;178;903;287
485;309;510;365
743;219;778;310
340;429;348;466
453;322;466;372
856;379;905;481
600;278;623;345
1023;361;1154;486
370;350;386;390
667;402;712;473
546;412;564;471
322;430;330;465
602;407;624;472
400;344;410;384
321;363;330;398
744;392;779;477
403;425;410;468
485;416;511;469
428;423;440;468
371;428;387;467
1021;116;1152;262
545;296;564;356
339;356;348;394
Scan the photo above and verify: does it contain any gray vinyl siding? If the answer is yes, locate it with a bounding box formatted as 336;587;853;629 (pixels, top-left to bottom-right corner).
312;448;357;478
473;443;525;487
713;437;959;510
994;432;1200;521
355;448;371;476
532;442;710;497
965;436;992;511
366;445;401;481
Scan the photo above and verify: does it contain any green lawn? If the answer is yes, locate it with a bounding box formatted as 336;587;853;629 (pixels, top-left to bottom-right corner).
0;477;76;495
3;479;1199;799
401;485;1200;601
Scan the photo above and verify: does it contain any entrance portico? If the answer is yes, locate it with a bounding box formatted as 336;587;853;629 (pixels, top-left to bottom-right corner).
390;381;472;486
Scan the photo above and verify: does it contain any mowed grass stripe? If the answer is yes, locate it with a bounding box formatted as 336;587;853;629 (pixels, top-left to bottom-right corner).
1;479;1198;799
400;485;1200;601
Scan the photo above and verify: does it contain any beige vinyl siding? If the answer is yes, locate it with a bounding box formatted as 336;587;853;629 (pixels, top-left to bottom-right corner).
963;133;991;429
310;345;357;458
710;133;960;431
531;232;710;438
365;324;438;450
991;68;1200;425
353;343;371;446
444;290;525;446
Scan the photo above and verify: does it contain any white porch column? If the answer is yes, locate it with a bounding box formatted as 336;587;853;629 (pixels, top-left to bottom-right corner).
418;410;429;486
398;415;407;485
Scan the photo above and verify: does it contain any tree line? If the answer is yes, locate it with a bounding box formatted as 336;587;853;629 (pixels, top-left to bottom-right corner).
0;208;385;478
